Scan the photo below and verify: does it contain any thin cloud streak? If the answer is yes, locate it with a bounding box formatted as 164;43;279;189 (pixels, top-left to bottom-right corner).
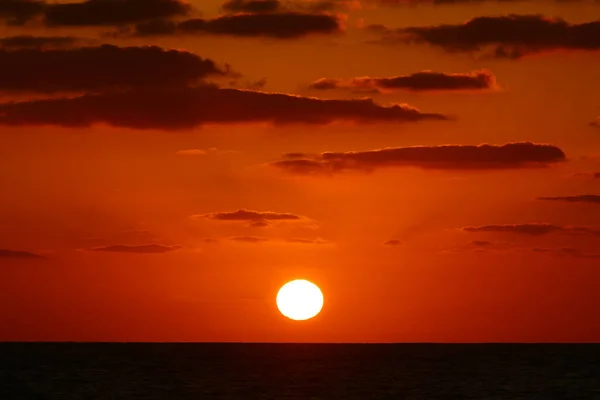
538;195;600;203
89;244;182;253
198;209;303;221
133;12;342;39
372;15;600;59
270;142;566;174
0;86;447;130
0;249;45;259
309;70;499;92
462;223;600;236
0;45;228;93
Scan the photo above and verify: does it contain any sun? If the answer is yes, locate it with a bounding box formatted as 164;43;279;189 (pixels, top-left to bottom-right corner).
276;279;324;321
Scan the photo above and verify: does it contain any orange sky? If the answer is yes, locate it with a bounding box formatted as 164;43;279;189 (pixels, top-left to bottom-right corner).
1;0;599;342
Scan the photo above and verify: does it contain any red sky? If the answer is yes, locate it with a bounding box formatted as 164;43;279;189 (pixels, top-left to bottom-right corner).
1;0;599;342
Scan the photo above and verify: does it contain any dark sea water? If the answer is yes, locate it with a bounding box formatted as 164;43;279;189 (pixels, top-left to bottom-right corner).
1;343;599;400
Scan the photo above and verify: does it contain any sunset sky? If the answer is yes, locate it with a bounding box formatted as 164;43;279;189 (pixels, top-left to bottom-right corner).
1;0;599;342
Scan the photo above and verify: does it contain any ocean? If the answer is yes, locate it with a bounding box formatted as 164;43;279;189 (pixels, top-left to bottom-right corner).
1;343;599;399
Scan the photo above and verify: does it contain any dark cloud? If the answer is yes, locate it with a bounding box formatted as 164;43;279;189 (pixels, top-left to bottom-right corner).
199;209;303;221
309;70;498;92
379;0;600;5
282;152;316;159
177;12;341;39
0;45;228;94
228;236;330;244
309;78;340;90
0;35;87;50
444;240;510;254
0;0;45;25
0;248;45;259
176;148;236;156
376;14;600;59
462;223;600;235
221;0;358;13
249;220;270;227
244;78;268;90
271;142;565;174
286;237;330;244
44;0;191;27
449;244;600;258
571;172;600;179
302;0;360;12
538;195;600;203
383;239;402;246
222;0;281;13
229;236;270;243
197;209;304;229
274;159;327;175
134;12;342;38
377;0;532;5
532;247;600;259
132;18;179;35
591;117;600;128
0;86;446;130
90;244;182;253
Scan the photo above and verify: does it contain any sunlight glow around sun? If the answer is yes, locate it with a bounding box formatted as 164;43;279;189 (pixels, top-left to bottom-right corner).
276;279;324;321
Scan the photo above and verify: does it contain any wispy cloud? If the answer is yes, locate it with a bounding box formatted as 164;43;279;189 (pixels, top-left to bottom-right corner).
270;142;566;175
0;249;45;259
538;195;600;204
462;223;600;236
89;244;182;253
133;12;342;39
309;70;499;93
371;15;600;59
0;86;447;130
0;45;229;94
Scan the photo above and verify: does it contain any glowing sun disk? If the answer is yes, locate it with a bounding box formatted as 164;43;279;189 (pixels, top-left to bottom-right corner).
276;279;324;321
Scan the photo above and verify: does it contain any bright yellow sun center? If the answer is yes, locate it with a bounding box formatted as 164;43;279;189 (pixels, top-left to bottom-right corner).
276;279;324;321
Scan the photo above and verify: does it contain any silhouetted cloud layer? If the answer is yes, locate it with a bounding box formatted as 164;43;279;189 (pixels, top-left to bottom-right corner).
538;195;600;203
223;0;281;13
229;236;270;243
383;239;402;246
0;0;45;25
0;0;191;26
0;86;446;129
0;35;87;50
0;45;227;93
271;142;565;174
532;247;600;259
309;70;498;92
134;12;342;38
200;209;302;221
0;249;45;259
228;236;330;244
90;244;182;253
378;0;599;5
222;0;359;13
375;15;600;59
572;172;600;179
45;0;191;27
462;223;600;235
286;238;330;244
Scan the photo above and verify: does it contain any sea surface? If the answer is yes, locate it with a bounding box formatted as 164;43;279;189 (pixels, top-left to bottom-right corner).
1;343;599;399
